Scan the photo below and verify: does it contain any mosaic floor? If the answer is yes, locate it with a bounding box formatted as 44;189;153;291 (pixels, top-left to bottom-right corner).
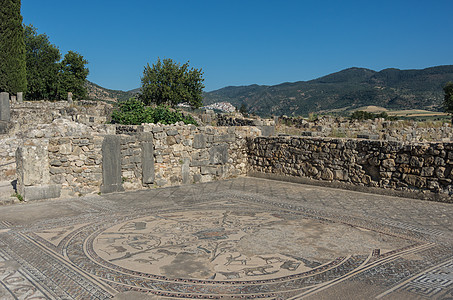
0;177;452;299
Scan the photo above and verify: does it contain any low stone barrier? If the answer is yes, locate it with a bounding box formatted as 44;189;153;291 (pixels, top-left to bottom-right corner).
248;136;453;202
15;123;261;200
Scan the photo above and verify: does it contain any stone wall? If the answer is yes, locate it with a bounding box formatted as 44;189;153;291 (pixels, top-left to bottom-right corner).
277;116;453;142
248;136;453;202
14;121;261;199
143;124;260;187
9;100;112;135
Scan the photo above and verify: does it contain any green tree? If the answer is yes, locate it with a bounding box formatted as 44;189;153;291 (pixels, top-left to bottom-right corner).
444;82;453;122
58;51;89;100
0;0;27;94
24;25;61;100
140;58;204;108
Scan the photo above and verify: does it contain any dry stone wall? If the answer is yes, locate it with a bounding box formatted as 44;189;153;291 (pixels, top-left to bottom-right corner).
248;136;453;202
278;116;453;142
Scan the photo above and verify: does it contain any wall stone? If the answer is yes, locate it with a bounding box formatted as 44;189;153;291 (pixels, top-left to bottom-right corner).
248;136;453;202
16;140;61;201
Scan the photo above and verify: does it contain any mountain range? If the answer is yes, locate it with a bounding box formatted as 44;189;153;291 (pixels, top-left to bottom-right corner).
87;65;453;117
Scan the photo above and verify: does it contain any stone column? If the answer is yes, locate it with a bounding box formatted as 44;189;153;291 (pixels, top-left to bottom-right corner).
68;92;73;103
0;92;10;122
17;92;23;103
16;141;61;201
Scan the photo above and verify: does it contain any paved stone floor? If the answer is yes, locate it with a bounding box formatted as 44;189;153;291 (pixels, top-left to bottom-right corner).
0;177;452;299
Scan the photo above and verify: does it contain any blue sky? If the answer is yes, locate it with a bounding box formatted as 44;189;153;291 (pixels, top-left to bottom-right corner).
22;0;453;92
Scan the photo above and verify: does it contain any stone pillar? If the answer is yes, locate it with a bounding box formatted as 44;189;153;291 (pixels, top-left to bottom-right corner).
0;92;10;122
17;92;23;103
16;141;61;201
10;95;16;103
101;135;124;193
140;133;155;185
68;92;73;103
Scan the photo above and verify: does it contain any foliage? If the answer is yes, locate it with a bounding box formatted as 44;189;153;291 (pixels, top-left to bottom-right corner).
0;0;27;94
239;103;248;116
24;25;61;100
350;110;397;121
111;98;198;125
12;192;23;201
443;82;453;118
23;25;88;100
58;51;89;100
140;58;204;108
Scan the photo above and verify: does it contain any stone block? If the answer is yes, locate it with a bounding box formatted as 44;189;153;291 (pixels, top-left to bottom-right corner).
193;134;206;149
190;159;209;167
67;92;73;103
100;135;124;193
16;143;51;196
210;144;229;165
23;184;61;201
141;139;154;184
193;174;202;183
214;134;236;143
257;125;275;137
0;92;10;122
17;92;23;103
167;130;178;136
181;158;190;184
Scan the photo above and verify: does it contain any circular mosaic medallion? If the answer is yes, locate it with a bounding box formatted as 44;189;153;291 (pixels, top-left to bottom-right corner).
86;209;411;282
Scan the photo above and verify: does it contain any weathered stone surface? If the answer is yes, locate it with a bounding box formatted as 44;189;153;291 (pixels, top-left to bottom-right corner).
248;136;453;198
193;134;206;149
210;144;229;165
17;92;23;103
23;184;61;201
0;92;10;122
16;143;50;196
181;158;190;184
101;135;124;193
141;134;154;185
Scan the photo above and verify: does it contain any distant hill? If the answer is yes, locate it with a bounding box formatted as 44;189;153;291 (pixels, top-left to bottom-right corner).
203;65;453;117
85;81;138;102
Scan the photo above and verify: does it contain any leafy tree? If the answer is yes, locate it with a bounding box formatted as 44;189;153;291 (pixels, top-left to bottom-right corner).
140;58;204;108
443;82;453;122
58;51;89;100
239;103;248;116
0;0;27;94
24;25;61;100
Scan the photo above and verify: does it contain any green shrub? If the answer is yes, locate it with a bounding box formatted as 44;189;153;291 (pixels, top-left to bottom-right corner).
350;110;397;121
111;98;198;125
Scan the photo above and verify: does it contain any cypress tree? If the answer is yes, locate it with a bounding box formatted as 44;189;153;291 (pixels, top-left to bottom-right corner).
0;0;27;94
